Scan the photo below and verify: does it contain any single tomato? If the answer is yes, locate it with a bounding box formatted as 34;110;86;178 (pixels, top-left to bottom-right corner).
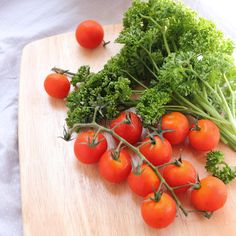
139;136;172;166
161;112;190;145
110;112;142;145
75;20;104;49
163;160;197;193
44;73;70;99
141;192;177;228
191;176;227;211
99;149;131;183
189;119;220;151
74;130;107;164
128;164;161;197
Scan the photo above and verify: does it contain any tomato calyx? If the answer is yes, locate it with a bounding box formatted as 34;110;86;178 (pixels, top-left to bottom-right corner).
124;112;132;124
173;151;184;167
131;159;144;176
191;174;201;190
110;112;132;131
191;120;201;132
148;133;157;145
111;141;124;161
87;136;104;148
149;126;174;142
173;158;182;167
85;129;104;147
58;126;74;141
102;40;110;47
111;150;120;161
150;190;163;202
203;211;214;219
148;180;164;202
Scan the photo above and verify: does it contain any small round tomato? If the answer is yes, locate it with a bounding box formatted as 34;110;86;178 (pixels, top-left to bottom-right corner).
189;119;220;151
161;112;190;145
44;73;70;99
128;164;161;197
139;136;172;166
141;192;177;228
191;176;227;212
110;112;142;145
99;149;131;183
75;20;104;49
74;130;107;164
163;160;197;193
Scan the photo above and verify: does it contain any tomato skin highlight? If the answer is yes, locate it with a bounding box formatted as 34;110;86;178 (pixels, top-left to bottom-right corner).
139;136;172;166
141;192;177;228
74;131;107;164
75;20;104;49
110;112;142;145
161;112;190;145
190;176;227;212
44;73;70;99
99;149;132;183
163;160;197;193
189;119;220;151
128;164;161;197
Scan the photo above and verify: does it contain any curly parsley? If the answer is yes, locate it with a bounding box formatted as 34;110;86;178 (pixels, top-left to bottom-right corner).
206;151;236;184
65;0;236;150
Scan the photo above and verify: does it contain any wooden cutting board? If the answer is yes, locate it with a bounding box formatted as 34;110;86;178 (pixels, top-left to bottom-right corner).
19;24;236;236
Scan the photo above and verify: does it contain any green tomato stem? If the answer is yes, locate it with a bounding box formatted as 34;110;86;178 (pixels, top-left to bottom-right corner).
51;67;76;76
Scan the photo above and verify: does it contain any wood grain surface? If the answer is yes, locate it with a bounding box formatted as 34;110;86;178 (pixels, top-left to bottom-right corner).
19;24;236;236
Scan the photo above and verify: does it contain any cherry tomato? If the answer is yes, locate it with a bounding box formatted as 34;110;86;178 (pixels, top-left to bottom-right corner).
44;73;70;99
128;164;161;197
75;20;104;49
110;112;142;145
161;112;190;145
99;149;131;183
163;160;197;193
74;130;107;164
141;192;177;228
189;119;220;151
139;136;172;166
190;176;227;212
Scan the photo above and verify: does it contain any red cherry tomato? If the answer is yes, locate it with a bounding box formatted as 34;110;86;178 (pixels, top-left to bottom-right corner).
161;112;190;145
128;164;161;197
110;112;142;145
74;130;107;164
141;192;177;228
44;73;70;99
163;160;197;193
75;20;104;49
140;136;172;166
189;119;220;151
99;149;131;183
191;176;227;211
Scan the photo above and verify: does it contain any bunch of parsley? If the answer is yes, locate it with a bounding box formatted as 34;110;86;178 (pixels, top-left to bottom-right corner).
66;0;236;150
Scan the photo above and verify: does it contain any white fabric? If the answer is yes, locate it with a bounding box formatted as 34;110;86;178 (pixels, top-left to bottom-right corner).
0;1;131;235
0;0;235;235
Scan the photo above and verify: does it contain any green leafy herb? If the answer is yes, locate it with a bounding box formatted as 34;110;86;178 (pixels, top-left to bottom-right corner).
65;0;236;150
71;65;91;86
206;151;236;184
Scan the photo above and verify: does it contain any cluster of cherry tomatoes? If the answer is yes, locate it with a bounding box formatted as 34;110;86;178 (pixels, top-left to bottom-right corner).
73;111;227;228
43;20;227;229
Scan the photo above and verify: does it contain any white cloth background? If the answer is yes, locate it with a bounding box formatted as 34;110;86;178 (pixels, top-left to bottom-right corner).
0;0;235;235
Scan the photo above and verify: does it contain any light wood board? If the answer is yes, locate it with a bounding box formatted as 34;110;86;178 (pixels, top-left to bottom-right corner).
19;24;236;236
